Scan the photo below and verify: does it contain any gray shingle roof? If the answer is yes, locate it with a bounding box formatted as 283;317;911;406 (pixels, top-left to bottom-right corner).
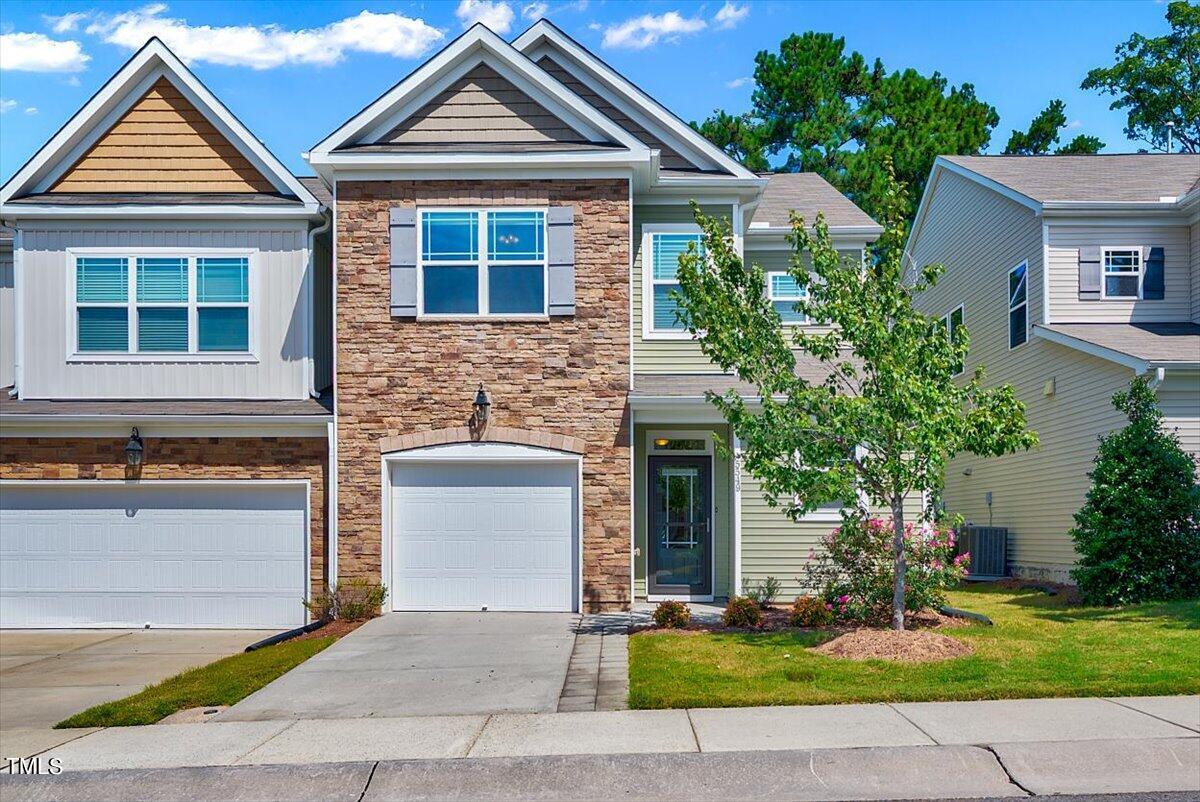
631;359;842;398
1038;323;1200;365
943;154;1200;204
297;176;332;207
750;173;878;230
0;389;333;417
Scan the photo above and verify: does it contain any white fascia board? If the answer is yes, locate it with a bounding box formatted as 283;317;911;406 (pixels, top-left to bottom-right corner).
315;149;646;169
321;167;637;183
513;21;759;181
309;25;647;162
1;39;316;206
1;204;322;221
1;415;330;438
1031;325;1148;373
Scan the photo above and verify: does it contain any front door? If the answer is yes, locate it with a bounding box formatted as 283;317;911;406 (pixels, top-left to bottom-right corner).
648;455;712;597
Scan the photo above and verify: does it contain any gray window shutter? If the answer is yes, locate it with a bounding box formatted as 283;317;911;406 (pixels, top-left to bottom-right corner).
1143;246;1165;300
390;208;417;318
547;206;575;316
1078;245;1101;301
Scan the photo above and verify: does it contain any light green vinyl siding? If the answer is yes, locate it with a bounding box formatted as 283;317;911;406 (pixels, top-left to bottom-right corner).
633;423;734;598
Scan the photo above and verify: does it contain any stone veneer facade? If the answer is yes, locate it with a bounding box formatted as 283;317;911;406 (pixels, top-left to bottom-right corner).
0;436;329;589
335;179;632;611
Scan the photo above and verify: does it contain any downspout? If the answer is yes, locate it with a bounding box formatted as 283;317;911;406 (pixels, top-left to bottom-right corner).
327;179;339;592
306;211;332;399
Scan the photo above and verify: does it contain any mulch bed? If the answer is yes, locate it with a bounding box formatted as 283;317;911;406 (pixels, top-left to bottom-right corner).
811;628;974;662
295;618;364;641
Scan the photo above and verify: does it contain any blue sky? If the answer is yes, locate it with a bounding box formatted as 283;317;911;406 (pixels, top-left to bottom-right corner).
0;0;1171;181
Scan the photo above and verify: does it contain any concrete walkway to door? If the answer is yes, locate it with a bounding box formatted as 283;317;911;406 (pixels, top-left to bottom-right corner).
219;613;578;721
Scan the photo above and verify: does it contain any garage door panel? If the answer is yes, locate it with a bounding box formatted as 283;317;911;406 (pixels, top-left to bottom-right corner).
0;483;307;628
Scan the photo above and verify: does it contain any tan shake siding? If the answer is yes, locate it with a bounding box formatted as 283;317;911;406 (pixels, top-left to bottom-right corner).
51;78;275;194
1159;371;1200;457
380;64;586;145
335;179;631;611
1048;224;1191;322
0;436;329;590
633;423;733;598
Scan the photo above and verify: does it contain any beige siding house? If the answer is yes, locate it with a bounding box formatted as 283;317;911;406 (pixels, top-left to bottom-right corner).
908;154;1200;582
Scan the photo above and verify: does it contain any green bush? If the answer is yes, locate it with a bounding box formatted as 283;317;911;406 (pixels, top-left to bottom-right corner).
723;596;762;628
801;515;968;625
746;576;782;609
652;600;691;629
304;578;387;622
1070;377;1200;605
790;596;835;627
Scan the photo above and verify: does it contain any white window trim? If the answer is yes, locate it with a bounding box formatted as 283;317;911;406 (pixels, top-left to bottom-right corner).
645;428;716;603
66;247;258;363
415;207;549;321
1007;260;1029;351
766;270;808;326
942;303;965;377
1100;246;1144;301
641;223;702;341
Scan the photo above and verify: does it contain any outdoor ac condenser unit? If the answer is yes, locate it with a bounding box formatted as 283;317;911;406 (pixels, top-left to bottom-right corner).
958;525;1008;580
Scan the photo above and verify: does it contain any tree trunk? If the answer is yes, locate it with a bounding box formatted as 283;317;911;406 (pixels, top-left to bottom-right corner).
891;496;906;631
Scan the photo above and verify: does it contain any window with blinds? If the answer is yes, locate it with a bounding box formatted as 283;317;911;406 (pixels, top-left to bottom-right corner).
648;232;703;333
74;254;250;355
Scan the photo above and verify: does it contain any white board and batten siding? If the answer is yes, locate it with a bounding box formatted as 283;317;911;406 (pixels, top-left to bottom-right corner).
1047;224;1193;323
0;242;13;388
17;220;312;399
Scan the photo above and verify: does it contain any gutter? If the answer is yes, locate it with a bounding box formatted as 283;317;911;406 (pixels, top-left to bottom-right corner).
0;413;333;425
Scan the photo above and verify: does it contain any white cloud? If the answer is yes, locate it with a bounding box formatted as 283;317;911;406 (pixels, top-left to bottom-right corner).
455;0;515;33
44;11;91;34
587;21;602;31
713;2;749;30
0;99;18;114
522;1;549;21
0;32;91;72
24;106;38;115
725;76;748;89
83;5;444;70
1066;119;1083;129
602;11;706;50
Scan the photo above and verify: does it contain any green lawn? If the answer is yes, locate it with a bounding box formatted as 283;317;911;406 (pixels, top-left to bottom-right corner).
57;636;336;728
629;586;1200;709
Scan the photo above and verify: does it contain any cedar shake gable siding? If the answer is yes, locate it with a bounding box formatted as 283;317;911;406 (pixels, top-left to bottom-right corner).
335;179;631;611
50;77;276;194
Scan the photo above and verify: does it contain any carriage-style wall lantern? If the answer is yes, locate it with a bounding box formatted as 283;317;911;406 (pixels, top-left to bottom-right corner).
473;384;491;424
124;427;144;468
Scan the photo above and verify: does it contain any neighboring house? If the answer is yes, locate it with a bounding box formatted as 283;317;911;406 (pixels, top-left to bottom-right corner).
0;40;333;628
907;154;1200;583
0;22;910;627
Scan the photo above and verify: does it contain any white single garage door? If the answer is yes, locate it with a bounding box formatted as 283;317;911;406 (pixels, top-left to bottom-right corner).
0;482;308;629
390;460;578;612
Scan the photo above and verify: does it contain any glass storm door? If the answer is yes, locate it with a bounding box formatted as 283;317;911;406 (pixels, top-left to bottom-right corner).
648;455;712;596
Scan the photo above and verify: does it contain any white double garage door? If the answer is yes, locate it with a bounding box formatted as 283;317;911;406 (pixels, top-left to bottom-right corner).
0;482;308;629
388;452;579;613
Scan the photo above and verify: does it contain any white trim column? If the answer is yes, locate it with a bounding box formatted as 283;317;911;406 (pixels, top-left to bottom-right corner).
732;432;744;597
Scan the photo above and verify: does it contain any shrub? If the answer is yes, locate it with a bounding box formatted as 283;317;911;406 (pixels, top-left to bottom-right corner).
790;596;835;627
745;576;782;609
801;515;968;626
652;600;691;629
1070;377;1200;605
723;596;762;628
303;578;387;622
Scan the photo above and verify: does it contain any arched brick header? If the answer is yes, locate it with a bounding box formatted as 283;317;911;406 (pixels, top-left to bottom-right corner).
379;426;586;455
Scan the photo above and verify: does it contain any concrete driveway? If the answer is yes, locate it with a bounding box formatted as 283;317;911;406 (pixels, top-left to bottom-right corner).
0;629;274;757
220;613;578;721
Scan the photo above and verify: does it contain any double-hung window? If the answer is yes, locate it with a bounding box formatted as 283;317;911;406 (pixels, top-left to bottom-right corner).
645;229;703;336
1102;248;1141;299
942;305;965;375
419;209;546;317
767;272;807;324
74;253;251;356
1008;261;1028;350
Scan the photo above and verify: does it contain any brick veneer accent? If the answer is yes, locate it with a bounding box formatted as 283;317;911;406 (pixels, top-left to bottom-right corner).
379;425;586;455
0;436;329;589
336;179;631;611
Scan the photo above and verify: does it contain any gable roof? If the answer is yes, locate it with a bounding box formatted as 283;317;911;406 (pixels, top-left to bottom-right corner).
941;154;1200;205
1;38;319;214
750;173;880;232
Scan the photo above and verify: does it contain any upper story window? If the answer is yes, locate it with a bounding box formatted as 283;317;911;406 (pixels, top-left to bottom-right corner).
1102;248;1141;299
767;272;807;325
942;305;965;375
419;209;546;317
1008;261;1028;350
644;229;703;337
74;253;251;357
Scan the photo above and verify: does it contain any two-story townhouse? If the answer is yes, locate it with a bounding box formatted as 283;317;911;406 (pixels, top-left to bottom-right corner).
0;40;334;628
908;154;1200;583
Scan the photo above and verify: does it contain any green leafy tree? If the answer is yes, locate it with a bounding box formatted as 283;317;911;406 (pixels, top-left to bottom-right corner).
1004;99;1105;155
1070;377;1200;605
672;169;1037;630
1082;0;1199;152
691;110;770;172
